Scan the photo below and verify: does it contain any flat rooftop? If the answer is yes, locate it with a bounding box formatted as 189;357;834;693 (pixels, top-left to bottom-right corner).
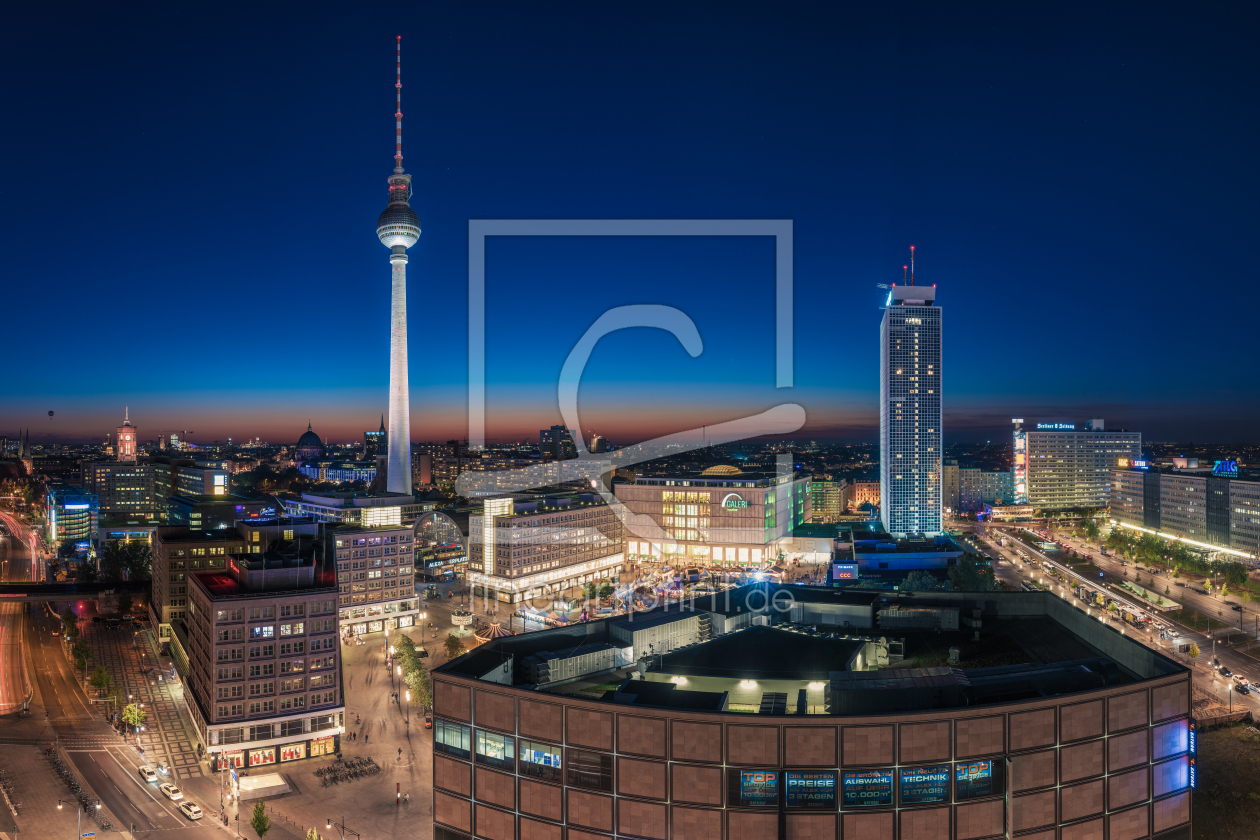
655;626;863;680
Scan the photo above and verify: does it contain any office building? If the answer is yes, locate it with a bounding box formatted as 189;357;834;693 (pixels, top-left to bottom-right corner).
941;459;959;515
879;262;942;536
614;464;811;567
431;586;1193;840
152;456;230;504
323;522;419;635
364;416;387;460
468;492;624;605
809;479;849;523
850;481;880;510
45;485;99;548
958;468;1014;512
589;433;608;454
116;407;138;462
182;525;343;769
540;425;578;461
297;460;379;484
167;494;273;530
1014;419;1141;511
81;461;158;519
278;489;434;526
1110;459;1260;559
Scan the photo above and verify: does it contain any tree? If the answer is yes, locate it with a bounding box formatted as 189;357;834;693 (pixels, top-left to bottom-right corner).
394;633;433;711
250;800;271;840
1187;643;1200;661
89;666;111;693
1107;601;1118;612
61;606;80;638
902;570;948;592
121;703;147;731
947;556;999;592
304;830;323;840
444;633;466;660
74;561;98;584
1222;584;1230;599
72;640;92;671
1165;586;1171;596
598;582;614;599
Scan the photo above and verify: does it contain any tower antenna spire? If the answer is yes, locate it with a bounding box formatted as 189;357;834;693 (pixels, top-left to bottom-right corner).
909;245;916;286
903;265;908;284
394;35;404;174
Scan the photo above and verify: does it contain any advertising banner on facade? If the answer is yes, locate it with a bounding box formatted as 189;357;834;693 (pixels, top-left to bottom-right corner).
955;761;994;799
842;770;893;807
900;766;949;804
785;771;837;809
739;771;779;807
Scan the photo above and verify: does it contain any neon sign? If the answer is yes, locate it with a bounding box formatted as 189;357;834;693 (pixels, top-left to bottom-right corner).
1214;460;1239;478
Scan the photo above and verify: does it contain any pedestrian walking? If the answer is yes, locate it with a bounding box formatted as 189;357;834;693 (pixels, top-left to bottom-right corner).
365;734;369;744
404;793;409;803
398;747;402;758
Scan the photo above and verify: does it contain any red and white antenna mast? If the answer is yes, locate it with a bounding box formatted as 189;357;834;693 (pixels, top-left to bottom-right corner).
909;245;916;286
394;35;404;174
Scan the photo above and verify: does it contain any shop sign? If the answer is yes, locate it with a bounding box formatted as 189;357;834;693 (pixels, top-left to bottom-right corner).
721;493;749;511
900;766;949;804
1214;460;1239;478
956;761;993;798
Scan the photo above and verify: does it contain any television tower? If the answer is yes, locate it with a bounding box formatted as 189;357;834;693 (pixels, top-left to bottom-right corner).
376;35;420;494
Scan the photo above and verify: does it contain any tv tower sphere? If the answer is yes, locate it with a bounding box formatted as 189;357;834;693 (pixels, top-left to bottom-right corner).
376;196;421;248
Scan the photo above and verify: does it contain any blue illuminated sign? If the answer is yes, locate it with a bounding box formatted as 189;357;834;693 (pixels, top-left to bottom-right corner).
1214;460;1239;478
900;766;949;804
739;771;779;807
785;771;836;809
956;761;994;799
1188;719;1196;755
842;770;893;807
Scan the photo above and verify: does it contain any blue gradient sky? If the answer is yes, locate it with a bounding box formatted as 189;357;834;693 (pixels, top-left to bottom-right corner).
3;2;1257;446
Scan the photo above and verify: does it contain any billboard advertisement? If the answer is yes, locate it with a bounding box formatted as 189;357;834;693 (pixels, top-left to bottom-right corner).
1013;428;1027;503
955;761;995;800
842;770;893;807
785;771;836;809
831;564;858;581
738;771;779;807
900;766;949;805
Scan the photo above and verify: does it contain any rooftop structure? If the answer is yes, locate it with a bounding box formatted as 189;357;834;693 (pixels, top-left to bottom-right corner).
431;586;1192;839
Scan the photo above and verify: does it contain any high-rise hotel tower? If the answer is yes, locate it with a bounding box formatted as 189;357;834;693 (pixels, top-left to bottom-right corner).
375;37;420;494
879;249;942;536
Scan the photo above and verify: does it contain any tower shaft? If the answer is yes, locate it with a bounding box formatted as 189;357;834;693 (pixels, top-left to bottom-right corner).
387;246;412;493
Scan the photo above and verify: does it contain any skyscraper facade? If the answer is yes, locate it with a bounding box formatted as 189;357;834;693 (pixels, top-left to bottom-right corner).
376;36;419;495
879;265;942;536
364;416;387;460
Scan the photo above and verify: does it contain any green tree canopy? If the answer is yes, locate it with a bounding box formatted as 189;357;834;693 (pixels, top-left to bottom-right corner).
89;666;110;691
1187;643;1200;660
74;561;98;584
444;633;466;660
394;633;433;710
947;556;999;592
121;703;147;728
250;800;271;840
902;570;949;592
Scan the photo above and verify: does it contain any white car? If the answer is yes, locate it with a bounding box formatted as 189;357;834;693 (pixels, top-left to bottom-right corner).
138;765;158;782
178;802;203;820
159;783;183;800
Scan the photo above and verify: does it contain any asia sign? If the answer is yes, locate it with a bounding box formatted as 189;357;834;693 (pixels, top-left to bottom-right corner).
842;770;893;807
1214;460;1239;478
900;766;949;805
721;493;750;511
739;771;779;807
785;771;836;809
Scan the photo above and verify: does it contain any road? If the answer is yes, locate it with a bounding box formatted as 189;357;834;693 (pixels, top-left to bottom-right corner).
0;521;33;711
976;521;1260;716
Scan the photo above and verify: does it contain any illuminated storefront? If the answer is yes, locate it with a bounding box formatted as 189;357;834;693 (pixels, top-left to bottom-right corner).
615;466;812;567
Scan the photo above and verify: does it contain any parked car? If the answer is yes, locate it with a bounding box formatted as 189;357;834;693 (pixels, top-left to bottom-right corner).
159;783;183;800
138;765;158;782
178;802;203;820
424;716;433;730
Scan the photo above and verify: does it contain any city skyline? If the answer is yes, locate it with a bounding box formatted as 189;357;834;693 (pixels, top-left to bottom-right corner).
4;4;1259;446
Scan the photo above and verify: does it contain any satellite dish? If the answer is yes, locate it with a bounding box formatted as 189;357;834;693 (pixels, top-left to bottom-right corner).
48;411;54;417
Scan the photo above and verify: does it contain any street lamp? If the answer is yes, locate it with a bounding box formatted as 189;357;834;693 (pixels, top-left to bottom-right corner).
405;689;410;724
327;817;361;840
59;797;101;840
